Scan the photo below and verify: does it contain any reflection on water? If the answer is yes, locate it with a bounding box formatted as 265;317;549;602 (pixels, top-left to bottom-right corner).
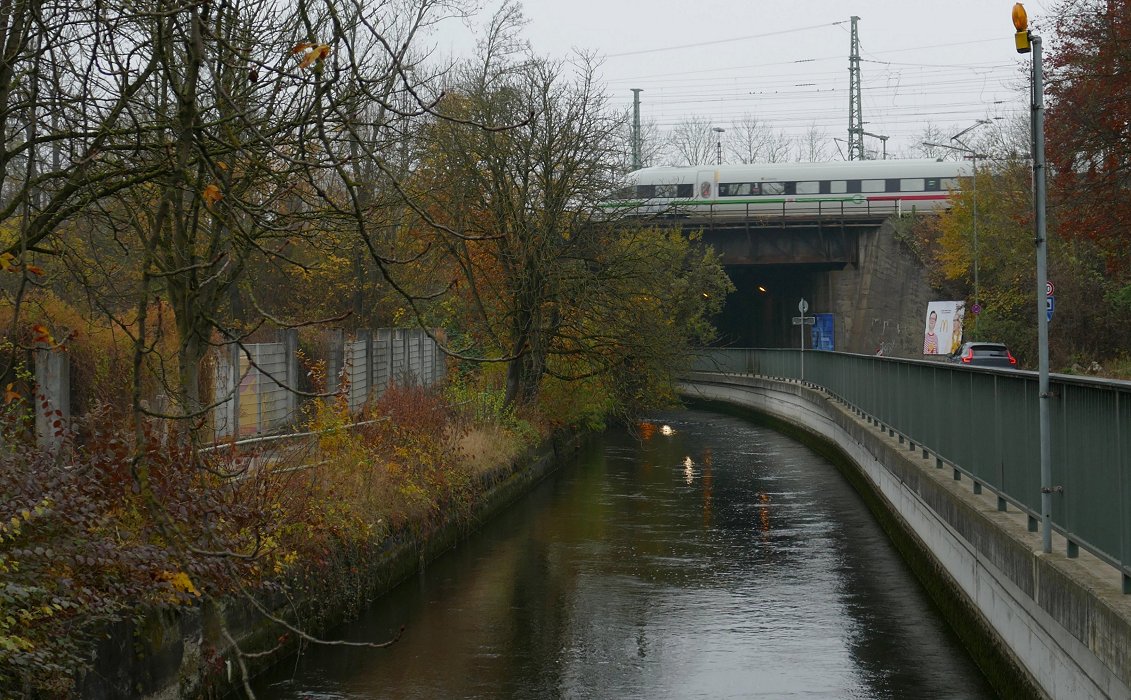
254;409;995;699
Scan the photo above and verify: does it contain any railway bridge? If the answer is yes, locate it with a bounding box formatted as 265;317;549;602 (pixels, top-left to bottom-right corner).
649;208;934;354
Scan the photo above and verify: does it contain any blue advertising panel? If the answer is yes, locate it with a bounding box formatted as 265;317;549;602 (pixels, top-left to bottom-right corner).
812;313;835;351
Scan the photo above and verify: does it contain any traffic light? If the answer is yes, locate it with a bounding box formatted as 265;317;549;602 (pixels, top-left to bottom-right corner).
1013;4;1031;54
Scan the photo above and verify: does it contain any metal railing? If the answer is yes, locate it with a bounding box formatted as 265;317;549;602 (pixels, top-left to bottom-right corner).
689;348;1131;591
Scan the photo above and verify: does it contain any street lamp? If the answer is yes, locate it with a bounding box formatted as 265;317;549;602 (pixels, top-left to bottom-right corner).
712;127;725;165
952;120;992;336
924;118;991;336
1012;3;1055;559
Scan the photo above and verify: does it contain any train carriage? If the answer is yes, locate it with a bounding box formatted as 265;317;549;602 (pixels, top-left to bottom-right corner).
606;159;972;220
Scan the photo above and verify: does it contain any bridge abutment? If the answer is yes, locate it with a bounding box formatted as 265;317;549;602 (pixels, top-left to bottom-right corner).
708;216;936;355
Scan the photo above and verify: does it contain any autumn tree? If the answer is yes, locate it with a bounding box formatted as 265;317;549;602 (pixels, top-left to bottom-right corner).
0;0;479;430
0;0;495;691
412;3;732;410
1046;0;1131;278
933;152;1131;368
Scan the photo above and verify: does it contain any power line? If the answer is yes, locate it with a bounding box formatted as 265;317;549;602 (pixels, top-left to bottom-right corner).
605;21;846;58
605;37;1008;82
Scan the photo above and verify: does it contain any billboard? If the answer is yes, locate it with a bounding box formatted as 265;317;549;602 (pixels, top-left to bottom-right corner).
923;301;965;355
811;313;835;351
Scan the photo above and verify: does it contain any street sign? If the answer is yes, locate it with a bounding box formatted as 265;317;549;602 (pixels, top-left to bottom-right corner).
798;298;809;314
792;316;816;325
1047;295;1055;321
1046;280;1055;296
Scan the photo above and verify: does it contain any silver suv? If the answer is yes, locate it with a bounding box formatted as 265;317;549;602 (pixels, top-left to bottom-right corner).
949;342;1018;368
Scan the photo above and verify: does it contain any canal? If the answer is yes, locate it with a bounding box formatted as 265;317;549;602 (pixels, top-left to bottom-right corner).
254;408;996;698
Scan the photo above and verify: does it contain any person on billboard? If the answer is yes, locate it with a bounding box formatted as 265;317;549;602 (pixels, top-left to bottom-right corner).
923;310;939;354
949;314;963;354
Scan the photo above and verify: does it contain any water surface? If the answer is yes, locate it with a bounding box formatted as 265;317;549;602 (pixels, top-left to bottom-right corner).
255;409;995;699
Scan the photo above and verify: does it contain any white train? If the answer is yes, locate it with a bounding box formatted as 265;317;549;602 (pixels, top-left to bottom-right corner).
605;159;972;219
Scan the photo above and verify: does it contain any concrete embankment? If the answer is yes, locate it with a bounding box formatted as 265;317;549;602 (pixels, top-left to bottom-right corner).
79;432;583;699
681;372;1131;700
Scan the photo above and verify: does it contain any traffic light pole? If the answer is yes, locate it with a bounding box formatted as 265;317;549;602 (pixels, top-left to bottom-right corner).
1031;33;1053;556
1014;3;1053;555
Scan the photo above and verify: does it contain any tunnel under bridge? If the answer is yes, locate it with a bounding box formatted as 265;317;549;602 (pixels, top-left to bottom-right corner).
652;212;938;354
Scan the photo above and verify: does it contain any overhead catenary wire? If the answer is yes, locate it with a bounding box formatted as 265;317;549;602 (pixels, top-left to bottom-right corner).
602;20;1021;157
604;21;849;58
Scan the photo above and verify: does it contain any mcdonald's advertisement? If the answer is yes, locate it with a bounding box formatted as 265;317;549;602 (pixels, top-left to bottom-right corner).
922;301;965;355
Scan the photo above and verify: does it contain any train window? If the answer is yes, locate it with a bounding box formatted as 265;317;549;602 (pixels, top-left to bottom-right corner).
796;181;820;195
924;178;941;191
635;185;656;198
846;180;861;194
719;182;759;197
783;182;796;195
615;187;635;199
885;179;901;192
942;178;959;191
862;179;885;193
762;182;786;195
901;178;925;192
819;181;832;194
677;184;693;198
655;184;679;198
830;180;848;194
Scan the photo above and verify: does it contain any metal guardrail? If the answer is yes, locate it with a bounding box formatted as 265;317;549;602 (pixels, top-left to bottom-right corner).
689;348;1131;592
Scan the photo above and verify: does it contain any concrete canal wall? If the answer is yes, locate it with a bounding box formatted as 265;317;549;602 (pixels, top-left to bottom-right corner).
681;373;1131;700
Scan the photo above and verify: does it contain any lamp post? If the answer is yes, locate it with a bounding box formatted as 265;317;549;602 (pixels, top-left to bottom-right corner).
1013;3;1054;557
924;119;990;336
712;127;725;165
952;120;992;336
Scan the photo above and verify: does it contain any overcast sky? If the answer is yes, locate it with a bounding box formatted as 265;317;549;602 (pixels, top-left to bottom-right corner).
431;0;1054;159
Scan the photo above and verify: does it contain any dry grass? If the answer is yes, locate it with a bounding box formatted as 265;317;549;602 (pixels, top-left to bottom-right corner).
455;423;525;477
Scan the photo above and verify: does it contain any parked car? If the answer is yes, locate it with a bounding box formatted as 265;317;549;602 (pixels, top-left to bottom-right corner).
949;342;1018;368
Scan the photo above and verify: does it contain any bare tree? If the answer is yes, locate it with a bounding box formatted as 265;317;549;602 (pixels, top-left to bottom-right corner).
666;116;717;166
795;123;833;162
907;122;965;160
614;114;665;172
727;113;792;164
